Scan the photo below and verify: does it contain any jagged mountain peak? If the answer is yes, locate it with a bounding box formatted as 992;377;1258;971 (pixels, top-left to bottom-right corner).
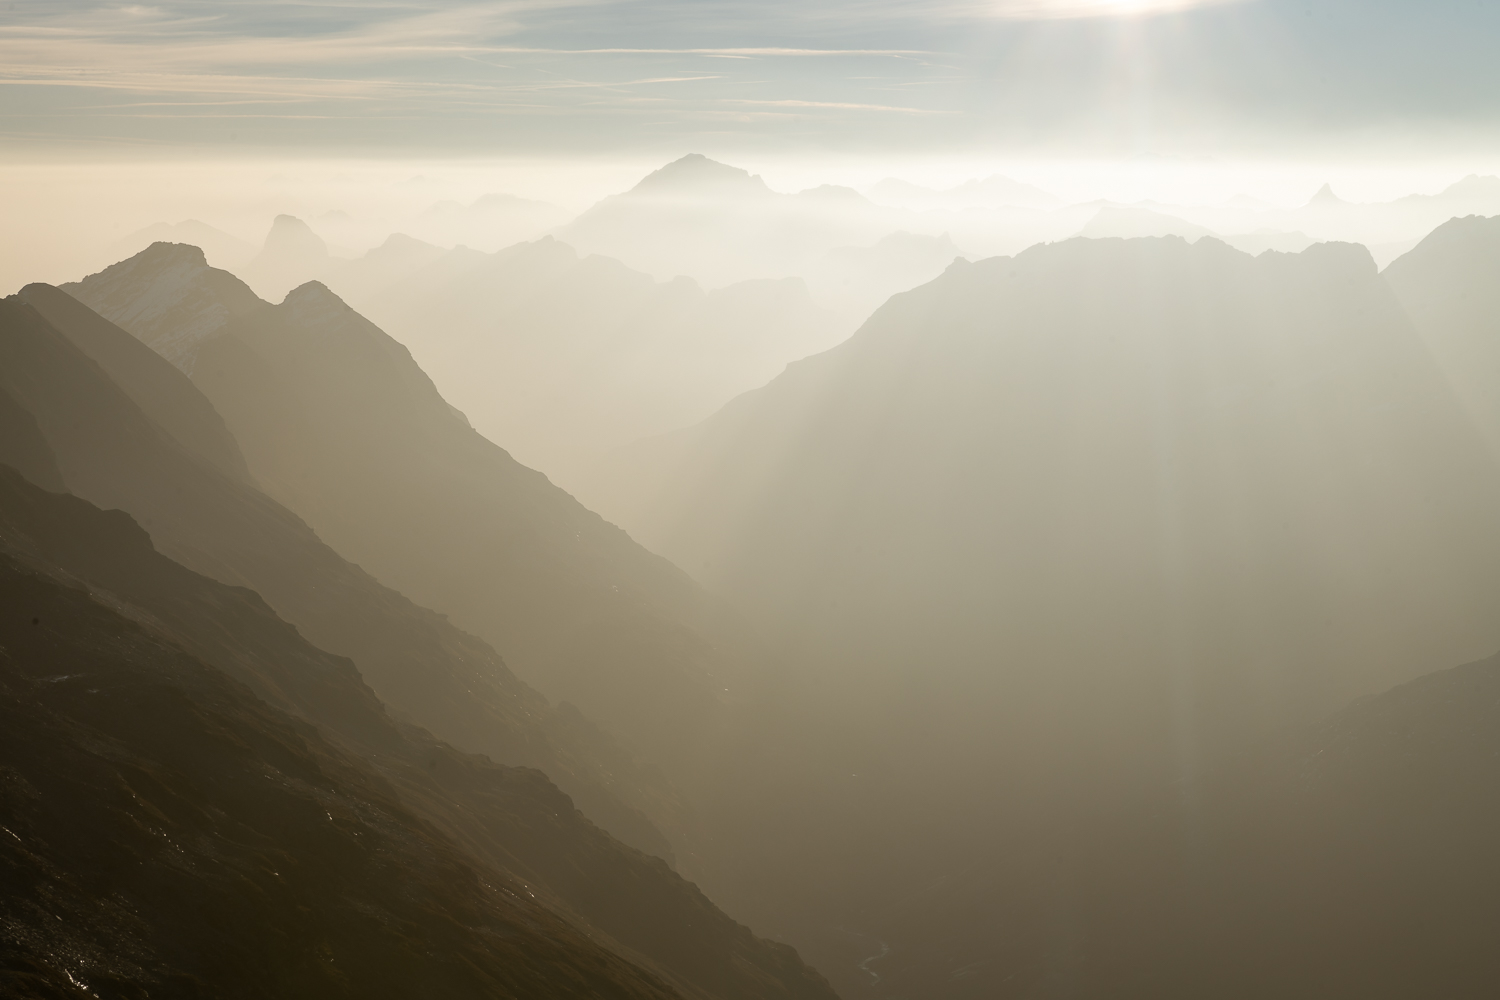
279;279;358;326
61;242;265;372
1308;182;1347;206
262;213;329;258
630;153;772;197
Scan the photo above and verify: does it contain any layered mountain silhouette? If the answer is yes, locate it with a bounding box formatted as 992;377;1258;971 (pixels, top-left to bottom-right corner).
869;174;1061;210
107;219;256;273
411;192;567;253
188;212;851;485
242;214;336;301
584;236;1500;984
555;154;904;289
0;292;839;998
597;236;1500;727
0;540;683;1000
14;198;1500;1000
0;287;676;862
324;234;840;486
1075;206;1313;256
59;243;773;845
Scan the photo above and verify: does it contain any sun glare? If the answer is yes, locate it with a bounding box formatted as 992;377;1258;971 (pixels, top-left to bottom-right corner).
993;0;1240;20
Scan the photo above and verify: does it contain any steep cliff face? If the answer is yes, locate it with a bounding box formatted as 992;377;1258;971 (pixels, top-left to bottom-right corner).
0;291;677;864
0;548;682;1000
0;464;839;1000
64;244;760;824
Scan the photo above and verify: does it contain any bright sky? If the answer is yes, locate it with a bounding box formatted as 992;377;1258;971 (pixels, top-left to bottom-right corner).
3;1;1498;161
3;0;1498;293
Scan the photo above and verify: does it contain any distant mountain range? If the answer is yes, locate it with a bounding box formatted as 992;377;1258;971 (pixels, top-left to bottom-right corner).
324;233;844;488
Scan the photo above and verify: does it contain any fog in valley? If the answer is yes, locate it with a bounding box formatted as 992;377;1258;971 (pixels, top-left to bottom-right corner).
5;2;1500;999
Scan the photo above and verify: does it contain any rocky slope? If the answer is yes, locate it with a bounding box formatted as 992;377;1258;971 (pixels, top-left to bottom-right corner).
0;546;684;1000
0;290;677;864
61;245;761;808
0;462;838;1000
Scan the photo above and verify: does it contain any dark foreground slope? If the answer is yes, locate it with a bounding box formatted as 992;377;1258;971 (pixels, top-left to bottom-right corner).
0;549;679;1000
855;649;1500;1000
0;291;676;861
63;243;753;797
0;464;837;1000
1384;214;1500;456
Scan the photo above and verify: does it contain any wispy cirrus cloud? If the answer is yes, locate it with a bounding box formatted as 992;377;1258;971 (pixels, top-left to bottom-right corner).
2;0;1495;156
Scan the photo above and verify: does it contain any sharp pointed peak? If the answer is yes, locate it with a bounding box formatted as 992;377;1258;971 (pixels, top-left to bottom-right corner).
260;214;329;257
1308;183;1347;207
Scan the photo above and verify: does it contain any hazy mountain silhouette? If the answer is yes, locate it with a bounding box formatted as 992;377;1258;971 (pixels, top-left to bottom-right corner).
411;192;568;251
61;244;768;841
802;232;969;334
0;464;838;1000
107;218;256;272
1226;175;1500;254
585;236;1500;985
242;214;336;301
1385;214;1500;458
0;289;677;863
600;237;1500;723
318;234;840;487
870;174;1061;210
1307;182;1347;206
631;154;775;198
1077;207;1314;255
556;154;904;290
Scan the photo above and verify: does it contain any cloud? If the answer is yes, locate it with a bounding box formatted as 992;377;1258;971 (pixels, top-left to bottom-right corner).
995;0;1246;18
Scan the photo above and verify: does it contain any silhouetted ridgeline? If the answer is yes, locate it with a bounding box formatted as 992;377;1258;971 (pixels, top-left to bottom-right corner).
0;544;684;1000
0;464;837;1000
0;292;840;999
10;219;1500;1000
584;233;1500;990
598;236;1500;732
1385;214;1500;458
61;244;760;815
4;284;677;863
